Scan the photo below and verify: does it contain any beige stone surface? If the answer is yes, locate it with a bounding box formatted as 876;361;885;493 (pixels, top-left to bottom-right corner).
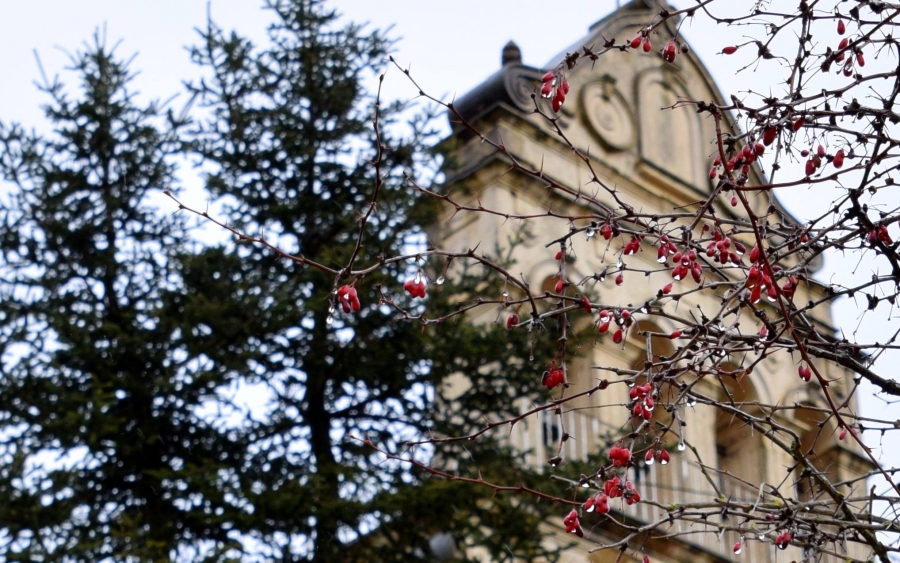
436;3;870;563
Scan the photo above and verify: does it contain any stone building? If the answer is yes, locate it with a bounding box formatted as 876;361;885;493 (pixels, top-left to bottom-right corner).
435;1;871;561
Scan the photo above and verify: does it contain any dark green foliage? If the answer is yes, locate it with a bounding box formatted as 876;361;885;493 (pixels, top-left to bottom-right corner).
0;2;566;561
0;36;248;561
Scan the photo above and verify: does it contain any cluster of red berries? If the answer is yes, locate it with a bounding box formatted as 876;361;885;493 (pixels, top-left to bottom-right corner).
775;531;792;550
608;444;632;467
542;362;565;389
404;277;427;299
630;33;653;53
706;230;745;265
644;448;671;465
336;285;361;313
597;309;630;344
798;363;812;382
623;235;643;255
867;225;893;246
746;245;793;303
802;145;829;176
834;35;864;76
629;383;654;421
710;142;764;180
604;475;621;497
623;480;641;505
601;475;640;504
655;234;679;264
563;509;584;537
671;249;703;283
540;71;569;113
583;493;610;514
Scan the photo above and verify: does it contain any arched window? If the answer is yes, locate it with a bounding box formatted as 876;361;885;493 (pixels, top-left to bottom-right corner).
637;69;706;189
794;404;840;502
714;368;766;500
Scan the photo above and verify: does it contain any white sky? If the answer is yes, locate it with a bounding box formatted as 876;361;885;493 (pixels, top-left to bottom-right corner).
0;0;897;528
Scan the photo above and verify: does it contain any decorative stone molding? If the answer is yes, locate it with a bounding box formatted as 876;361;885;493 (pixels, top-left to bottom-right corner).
581;76;635;151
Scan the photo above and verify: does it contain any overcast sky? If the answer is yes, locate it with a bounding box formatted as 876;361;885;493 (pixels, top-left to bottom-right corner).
0;0;897;509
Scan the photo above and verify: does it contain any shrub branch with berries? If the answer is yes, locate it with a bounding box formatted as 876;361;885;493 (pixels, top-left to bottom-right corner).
174;1;900;562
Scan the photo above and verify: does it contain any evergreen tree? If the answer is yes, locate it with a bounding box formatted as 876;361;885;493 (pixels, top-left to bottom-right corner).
0;3;562;561
0;37;253;560
185;1;560;560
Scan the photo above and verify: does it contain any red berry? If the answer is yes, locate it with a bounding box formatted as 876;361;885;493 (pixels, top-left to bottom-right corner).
817;144;826;157
762;126;777;146
792;116;805;131
798;364;812;382
642;38;652;53
581;295;592;314
506;313;519;329
615;273;624;286
555;88;566;104
833;149;845;168
541;71;555;83
662;282;673;295
552;96;563;112
838;19;846;35
612;328;624;343
563;509;583;537
839;37;849;51
555;250;563;261
542;366;565;389
722;46;738;55
776;532;792;550
857;51;865;67
805;159;816;176
839;427;848;440
662;41;677;63
561;79;570;94
631;35;643;49
596;494;610;514
555;279;566;294
404;279;426;299
657;449;670;464
540;81;553;98
670;330;682;339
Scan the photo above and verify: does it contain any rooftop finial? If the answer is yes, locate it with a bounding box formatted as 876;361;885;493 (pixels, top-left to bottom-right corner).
502;40;521;66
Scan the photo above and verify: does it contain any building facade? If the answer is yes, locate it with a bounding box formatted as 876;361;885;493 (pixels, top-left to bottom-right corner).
435;1;871;562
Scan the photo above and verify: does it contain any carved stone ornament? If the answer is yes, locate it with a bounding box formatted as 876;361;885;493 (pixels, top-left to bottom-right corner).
581;78;635;151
